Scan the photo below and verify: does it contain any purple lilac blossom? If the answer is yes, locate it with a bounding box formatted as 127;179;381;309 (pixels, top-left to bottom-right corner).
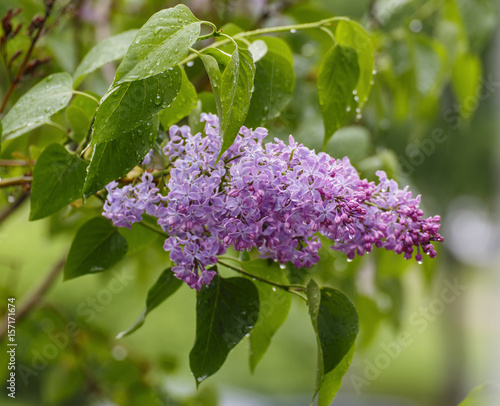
141;149;155;166
103;114;443;290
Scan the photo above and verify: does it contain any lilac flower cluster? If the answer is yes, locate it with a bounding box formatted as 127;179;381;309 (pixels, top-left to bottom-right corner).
103;114;443;290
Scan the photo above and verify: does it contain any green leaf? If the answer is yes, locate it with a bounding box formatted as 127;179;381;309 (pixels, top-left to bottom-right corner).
317;45;360;147
436;0;468;61
452;52;482;119
247;40;268;63
30;144;88;221
317;344;356;406
65;93;98;143
198;92;218;114
119;222;158;256
159;68;197;129
307;280;358;404
324;125;371;164
335;20;374;108
200;48;232;120
64;217;127;280
2;73;73;141
92;68;181;144
73;30;138;87
83;115;159;197
241;260;292;373
218;47;255;158
457;0;497;52
114;5;201;84
410;35;447;117
116;267;182;338
189;275;259;386
458;383;500;406
188;100;204;135
245;37;295;129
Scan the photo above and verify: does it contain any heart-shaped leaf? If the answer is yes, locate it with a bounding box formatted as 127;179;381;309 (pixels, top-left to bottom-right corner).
73;30;138;87
2;73;73;141
335;20;374;109
307;279;358;405
30;144;88;220
114;5;201;84
64;217;128;280
83;115;159;197
245;37;295;128
218;47;255;158
116;267;183;338
189;275;259;386
159;68;197;129
242;260;292;373
92;68;181;144
317;45;360;147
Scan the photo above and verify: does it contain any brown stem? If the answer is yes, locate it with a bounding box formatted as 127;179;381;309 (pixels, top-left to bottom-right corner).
0;175;32;188
94;0;115;83
0;159;35;167
0;190;29;226
0;254;66;340
0;2;54;115
368;0;379;29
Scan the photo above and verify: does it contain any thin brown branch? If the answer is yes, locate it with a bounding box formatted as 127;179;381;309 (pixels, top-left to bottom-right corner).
94;0;115;83
0;254;66;340
368;0;379;29
0;175;32;188
0;190;29;226
0;1;54;114
0;159;35;167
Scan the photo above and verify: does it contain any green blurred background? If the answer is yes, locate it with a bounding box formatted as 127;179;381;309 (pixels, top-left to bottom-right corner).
0;0;499;405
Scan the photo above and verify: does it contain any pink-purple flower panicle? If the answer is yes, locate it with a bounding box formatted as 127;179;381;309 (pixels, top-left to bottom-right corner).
103;113;443;290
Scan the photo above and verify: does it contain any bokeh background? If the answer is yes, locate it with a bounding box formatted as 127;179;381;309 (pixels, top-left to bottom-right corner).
0;0;499;405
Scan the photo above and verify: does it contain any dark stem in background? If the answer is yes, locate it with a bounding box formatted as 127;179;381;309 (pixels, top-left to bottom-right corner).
94;0;115;83
0;175;33;188
0;190;29;226
0;254;66;340
368;0;379;29
0;159;35;167
0;0;55;115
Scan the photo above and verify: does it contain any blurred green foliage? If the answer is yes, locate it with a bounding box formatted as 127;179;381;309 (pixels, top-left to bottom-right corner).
0;0;498;405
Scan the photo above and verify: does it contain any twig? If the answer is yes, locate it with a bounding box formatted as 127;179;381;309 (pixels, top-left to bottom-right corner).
0;190;29;226
137;220;169;238
0;159;35;167
0;254;66;340
368;0;379;29
0;1;55;114
218;259;306;297
0;175;32;188
94;0;115;83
